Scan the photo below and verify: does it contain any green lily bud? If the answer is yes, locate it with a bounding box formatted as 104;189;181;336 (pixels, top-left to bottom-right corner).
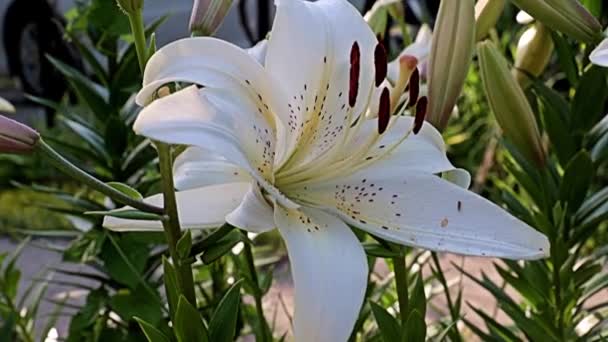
189;0;234;36
0;115;40;154
116;0;143;15
475;0;506;41
512;23;554;88
427;0;475;131
510;0;602;44
478;41;546;167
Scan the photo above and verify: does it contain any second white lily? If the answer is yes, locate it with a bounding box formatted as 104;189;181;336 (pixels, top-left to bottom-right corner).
104;0;550;340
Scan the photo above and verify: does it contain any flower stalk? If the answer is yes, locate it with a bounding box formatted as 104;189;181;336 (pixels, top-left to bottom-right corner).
393;253;410;325
243;241;272;342
37;139;164;214
123;3;147;72
156;142;197;306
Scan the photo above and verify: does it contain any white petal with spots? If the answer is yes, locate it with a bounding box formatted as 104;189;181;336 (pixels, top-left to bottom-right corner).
294;171;549;260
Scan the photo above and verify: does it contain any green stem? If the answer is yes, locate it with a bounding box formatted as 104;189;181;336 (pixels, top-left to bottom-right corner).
127;10;147;73
393;253;410;326
37;139;163;214
243;241;271;342
157;142;197;306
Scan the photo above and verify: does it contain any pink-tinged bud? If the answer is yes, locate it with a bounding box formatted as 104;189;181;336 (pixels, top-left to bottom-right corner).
189;0;234;36
510;0;602;44
0;115;40;154
427;0;475;131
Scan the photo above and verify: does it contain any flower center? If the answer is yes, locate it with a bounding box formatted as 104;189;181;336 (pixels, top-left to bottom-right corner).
275;42;428;193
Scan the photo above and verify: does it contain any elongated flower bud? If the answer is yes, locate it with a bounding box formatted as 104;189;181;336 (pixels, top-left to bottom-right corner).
512;23;554;88
0;115;40;154
510;0;602;44
475;0;506;41
427;0;475;131
478;41;545;167
189;0;234;36
116;0;143;15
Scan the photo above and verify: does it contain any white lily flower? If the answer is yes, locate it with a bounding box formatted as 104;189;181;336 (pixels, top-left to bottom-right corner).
590;37;608;67
104;0;549;340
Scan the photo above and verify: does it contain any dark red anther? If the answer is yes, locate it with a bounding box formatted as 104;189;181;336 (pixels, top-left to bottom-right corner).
378;87;390;134
349;42;360;108
413;96;427;135
374;43;387;87
407;68;420;108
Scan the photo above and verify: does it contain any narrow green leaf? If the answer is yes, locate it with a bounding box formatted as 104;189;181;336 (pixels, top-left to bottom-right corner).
370;301;402;342
47;55;114;121
402;310;426;342
86;209;163;221
571;66;608;131
409;274;426;319
363;242;403;258
208;280;243;342
135;317;170;342
176;231;193;261
174;295;209;342
201;230;242;264
560;151;594;212
106;182;143;200
163;257;179;320
551;32;578;85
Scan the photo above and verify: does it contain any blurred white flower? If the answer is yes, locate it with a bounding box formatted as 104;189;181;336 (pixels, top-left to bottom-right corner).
590;37;608;67
104;0;550;340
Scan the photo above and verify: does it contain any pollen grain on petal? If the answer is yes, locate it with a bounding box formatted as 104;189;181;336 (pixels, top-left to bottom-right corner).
414;96;428;135
374;43;388;87
349;42;361;108
407;68;420;108
378;87;390;134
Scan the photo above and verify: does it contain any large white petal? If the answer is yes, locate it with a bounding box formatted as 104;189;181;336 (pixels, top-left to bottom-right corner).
274;205;368;342
590;37;608;67
137;37;290;165
103;182;250;231
293;171;549;260
226;183;275;232
267;0;378;168
133;86;299;209
174;147;251;191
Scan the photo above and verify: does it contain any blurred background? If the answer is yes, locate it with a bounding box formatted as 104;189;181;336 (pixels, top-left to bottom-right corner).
0;0;606;341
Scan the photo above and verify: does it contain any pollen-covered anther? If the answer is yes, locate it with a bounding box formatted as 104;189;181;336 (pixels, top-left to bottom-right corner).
374;43;387;87
349;42;360;108
378;87;390;134
407;68;420;108
413;96;428;135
